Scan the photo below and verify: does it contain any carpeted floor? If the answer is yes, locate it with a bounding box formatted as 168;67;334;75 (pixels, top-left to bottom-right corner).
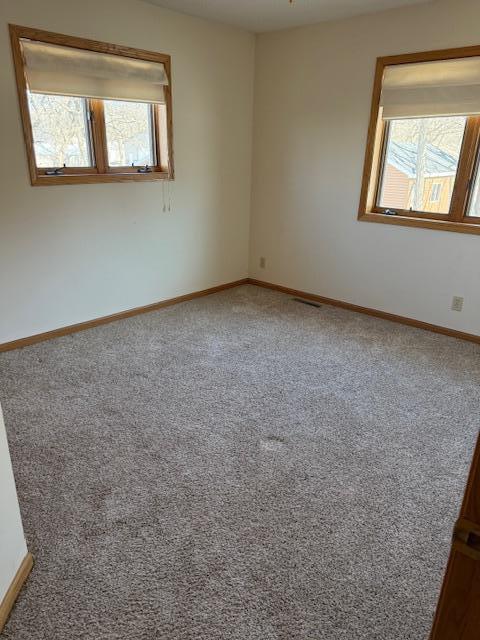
1;284;479;640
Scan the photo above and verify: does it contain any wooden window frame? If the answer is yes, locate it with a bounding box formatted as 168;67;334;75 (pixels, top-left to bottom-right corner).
358;45;480;235
9;24;174;186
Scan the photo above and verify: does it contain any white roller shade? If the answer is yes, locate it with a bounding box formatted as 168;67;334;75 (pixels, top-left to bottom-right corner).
380;57;480;119
21;39;169;104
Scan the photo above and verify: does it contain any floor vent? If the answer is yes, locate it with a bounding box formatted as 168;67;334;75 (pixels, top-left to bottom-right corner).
292;297;322;308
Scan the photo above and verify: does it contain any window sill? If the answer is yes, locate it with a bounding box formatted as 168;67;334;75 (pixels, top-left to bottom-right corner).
31;171;173;186
358;211;480;236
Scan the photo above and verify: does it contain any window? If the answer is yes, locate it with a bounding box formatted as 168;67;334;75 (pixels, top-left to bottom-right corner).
10;25;174;185
430;183;442;204
378;116;466;214
28;94;94;168
468;162;480;216
359;46;480;235
103;100;155;168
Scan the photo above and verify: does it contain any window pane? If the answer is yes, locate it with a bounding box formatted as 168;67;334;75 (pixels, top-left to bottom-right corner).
103;100;154;167
378;116;466;214
467;162;480;217
27;93;93;167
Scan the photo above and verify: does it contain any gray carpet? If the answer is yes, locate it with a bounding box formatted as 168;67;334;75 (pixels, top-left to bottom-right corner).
1;284;479;640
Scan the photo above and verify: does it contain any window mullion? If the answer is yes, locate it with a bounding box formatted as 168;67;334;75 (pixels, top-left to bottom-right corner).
88;99;108;174
373;120;390;209
449;116;480;222
153;104;162;169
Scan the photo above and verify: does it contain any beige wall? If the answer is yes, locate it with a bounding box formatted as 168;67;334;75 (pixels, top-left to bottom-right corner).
3;0;480;342
0;403;27;601
250;0;480;335
0;0;255;344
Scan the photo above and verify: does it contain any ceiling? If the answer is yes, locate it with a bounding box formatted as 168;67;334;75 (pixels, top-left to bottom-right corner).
142;0;431;33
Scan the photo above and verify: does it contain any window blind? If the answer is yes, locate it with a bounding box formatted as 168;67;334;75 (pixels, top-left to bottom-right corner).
21;39;169;104
380;57;480;119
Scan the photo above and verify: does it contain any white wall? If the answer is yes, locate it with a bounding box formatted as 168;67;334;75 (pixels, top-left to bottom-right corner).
250;0;480;335
0;403;27;601
0;0;255;344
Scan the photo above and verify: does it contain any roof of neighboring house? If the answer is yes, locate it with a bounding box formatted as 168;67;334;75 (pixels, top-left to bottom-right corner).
387;141;458;178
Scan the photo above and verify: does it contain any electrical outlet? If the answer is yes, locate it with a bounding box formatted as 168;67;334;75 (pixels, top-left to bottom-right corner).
451;296;464;312
259;257;266;269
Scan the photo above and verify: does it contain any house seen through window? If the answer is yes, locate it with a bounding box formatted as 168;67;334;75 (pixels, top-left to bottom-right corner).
378;116;465;214
359;49;480;233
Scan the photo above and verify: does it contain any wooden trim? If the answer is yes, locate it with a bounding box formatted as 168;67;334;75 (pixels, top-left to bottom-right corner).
450;116;480;221
358;44;480;234
9;25;37;185
8;24;175;186
106;167;163;174
372;206;451;222
247;279;480;345
0;280;248;353
163;63;174;180
153;103;162;169
372;118;389;209
359;211;480;235
378;44;480;67
37;167;98;176
3;277;479;353
358;58;386;216
459;433;480;525
429;431;480;638
89;98;107;174
463;213;480;224
8;24;171;63
32;171;171;186
0;553;33;633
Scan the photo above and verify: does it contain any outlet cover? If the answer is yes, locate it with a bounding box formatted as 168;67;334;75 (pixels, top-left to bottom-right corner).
451;296;464;312
259;257;266;269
